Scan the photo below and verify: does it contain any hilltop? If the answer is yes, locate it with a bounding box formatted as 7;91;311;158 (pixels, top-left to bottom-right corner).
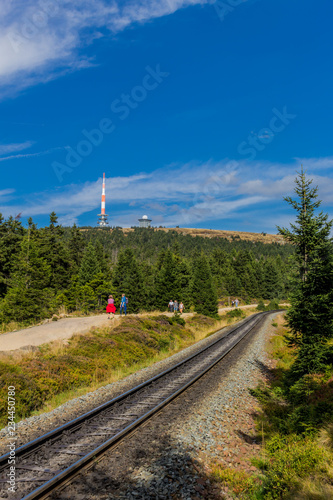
119;227;285;245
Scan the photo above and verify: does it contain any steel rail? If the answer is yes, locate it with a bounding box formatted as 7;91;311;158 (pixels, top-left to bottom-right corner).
0;311;266;467
0;310;278;499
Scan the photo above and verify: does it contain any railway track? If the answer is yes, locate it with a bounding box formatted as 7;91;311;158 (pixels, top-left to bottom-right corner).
0;311;274;499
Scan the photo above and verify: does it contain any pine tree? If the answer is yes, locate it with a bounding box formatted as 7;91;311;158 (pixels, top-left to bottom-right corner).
68;223;85;272
0;232;53;323
155;249;179;310
78;241;101;285
191;254;218;317
39;213;71;291
112;249;143;312
277;169;333;375
0;214;25;297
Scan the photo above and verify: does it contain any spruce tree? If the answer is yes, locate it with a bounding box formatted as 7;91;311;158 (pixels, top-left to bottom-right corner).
0;233;52;323
277;169;333;375
68;223;85;272
78;241;101;284
191;253;218;317
112;249;143;312
0;215;25;297
154;249;179;310
39;213;71;291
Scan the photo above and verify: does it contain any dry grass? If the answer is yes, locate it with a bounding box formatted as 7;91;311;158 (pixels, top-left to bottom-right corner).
121;227;285;244
27;311;257;419
0;321;24;334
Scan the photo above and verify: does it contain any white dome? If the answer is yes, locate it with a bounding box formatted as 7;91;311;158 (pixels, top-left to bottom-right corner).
142;215;148;219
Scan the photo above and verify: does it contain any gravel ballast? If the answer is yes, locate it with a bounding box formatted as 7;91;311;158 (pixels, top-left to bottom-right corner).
1;312;281;499
53;312;280;499
0;314;257;452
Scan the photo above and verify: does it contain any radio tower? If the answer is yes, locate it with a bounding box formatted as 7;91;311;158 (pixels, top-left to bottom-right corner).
97;173;109;226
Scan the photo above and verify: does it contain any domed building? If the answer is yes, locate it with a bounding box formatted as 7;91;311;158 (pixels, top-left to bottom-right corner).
138;214;152;228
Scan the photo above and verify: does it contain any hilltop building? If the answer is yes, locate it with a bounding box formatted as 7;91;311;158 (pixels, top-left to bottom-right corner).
138;215;152;228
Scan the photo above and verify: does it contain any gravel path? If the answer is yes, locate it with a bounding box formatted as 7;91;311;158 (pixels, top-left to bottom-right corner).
0;306;258;352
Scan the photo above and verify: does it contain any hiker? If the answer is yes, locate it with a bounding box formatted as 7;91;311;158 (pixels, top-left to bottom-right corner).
235;298;239;308
120;293;127;316
231;300;234;307
179;301;184;314
168;300;174;312
174;300;179;312
106;295;116;319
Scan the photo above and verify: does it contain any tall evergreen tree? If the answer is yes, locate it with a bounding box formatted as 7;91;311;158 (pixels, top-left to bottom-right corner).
78;241;101;284
0;214;25;297
39;213;71;291
0;232;52;323
68;223;85;272
155;249;179;310
191;254;218;317
112;249;143;312
277;169;333;375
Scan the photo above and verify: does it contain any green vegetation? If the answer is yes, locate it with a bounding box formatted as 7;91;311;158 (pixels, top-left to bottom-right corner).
277;168;333;377
209;316;333;499
0;311;255;428
256;299;281;312
210;173;333;499
0;212;292;328
0;316;193;427
250;318;333;499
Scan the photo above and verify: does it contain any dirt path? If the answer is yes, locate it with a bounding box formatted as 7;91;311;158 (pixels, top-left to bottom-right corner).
0;305;258;352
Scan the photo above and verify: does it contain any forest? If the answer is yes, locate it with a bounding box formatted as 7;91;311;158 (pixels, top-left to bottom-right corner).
0;213;293;326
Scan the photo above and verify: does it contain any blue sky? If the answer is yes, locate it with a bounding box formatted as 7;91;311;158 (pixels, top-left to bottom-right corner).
0;0;332;232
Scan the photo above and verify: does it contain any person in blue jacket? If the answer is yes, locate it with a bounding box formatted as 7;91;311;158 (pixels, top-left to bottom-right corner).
120;293;127;316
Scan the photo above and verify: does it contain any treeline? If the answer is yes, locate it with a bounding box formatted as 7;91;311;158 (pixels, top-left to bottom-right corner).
0;213;293;325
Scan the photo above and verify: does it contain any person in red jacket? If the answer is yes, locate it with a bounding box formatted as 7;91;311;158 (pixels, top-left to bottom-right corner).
106;295;116;319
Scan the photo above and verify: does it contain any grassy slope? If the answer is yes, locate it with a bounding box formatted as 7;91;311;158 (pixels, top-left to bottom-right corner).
209;314;333;499
121;227;285;245
0;309;254;429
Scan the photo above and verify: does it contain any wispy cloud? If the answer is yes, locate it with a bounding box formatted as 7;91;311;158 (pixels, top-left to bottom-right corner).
1;156;332;229
0;0;210;97
0;141;33;156
0;188;15;197
0;147;63;162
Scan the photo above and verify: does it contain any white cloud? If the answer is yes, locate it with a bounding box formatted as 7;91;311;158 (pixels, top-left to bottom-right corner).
0;0;210;96
0;147;63;162
1;156;333;229
0;188;15;197
0;141;33;155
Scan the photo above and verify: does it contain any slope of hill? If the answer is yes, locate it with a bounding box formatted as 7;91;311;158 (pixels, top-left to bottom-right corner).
120;227;285;245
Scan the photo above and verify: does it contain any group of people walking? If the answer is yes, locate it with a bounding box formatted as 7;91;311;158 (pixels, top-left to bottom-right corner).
106;294;128;319
168;300;185;314
106;295;186;319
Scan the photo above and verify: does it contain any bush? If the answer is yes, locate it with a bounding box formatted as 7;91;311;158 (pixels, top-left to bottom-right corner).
257;300;266;311
263;434;326;499
266;299;280;311
0;316;193;428
226;308;245;319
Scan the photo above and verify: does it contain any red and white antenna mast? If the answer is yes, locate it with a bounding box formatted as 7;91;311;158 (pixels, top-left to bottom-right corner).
97;173;109;226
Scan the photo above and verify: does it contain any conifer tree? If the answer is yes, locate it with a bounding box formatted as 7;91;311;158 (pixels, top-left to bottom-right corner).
68;223;85;272
78;241;101;284
0;233;52;323
39;213;71;291
0;214;25;297
277;169;333;375
191;253;218;317
155;249;179;310
112;249;143;312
